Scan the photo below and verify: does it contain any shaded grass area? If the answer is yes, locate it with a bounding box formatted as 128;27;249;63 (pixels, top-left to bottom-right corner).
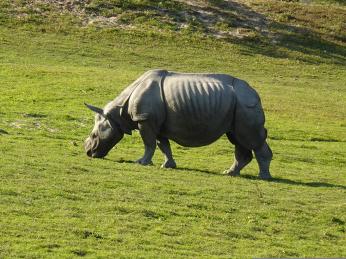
0;0;345;65
0;1;346;258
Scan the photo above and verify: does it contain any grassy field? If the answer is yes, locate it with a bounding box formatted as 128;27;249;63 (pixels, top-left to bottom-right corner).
0;0;345;258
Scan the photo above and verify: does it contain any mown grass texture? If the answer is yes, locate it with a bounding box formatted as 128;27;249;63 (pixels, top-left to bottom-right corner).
0;0;346;258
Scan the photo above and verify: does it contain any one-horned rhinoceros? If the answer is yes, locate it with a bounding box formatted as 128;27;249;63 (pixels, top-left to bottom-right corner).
84;69;273;179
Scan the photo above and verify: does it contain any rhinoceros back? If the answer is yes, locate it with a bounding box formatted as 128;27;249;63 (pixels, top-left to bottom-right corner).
161;72;236;147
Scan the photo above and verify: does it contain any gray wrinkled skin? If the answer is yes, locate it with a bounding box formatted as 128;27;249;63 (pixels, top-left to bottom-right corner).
85;70;273;179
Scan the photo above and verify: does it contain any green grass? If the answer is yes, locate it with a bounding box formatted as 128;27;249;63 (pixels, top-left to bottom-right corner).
0;0;346;258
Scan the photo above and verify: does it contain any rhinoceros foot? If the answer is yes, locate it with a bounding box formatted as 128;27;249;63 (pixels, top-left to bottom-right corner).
161;160;177;169
259;171;272;180
224;169;240;177
135;158;153;166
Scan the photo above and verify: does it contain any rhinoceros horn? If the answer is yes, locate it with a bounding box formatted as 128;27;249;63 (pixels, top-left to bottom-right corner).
84;103;104;116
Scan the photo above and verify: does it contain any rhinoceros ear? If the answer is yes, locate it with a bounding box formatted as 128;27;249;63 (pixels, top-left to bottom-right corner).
84;103;104;116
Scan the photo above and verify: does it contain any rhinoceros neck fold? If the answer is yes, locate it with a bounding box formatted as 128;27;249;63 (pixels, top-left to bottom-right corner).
105;101;137;134
114;69;167;108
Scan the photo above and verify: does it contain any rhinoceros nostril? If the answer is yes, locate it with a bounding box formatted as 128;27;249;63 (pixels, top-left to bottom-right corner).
86;149;92;157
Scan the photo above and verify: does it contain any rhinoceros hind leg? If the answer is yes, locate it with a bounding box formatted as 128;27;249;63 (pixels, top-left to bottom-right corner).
136;122;157;165
224;143;253;176
157;137;177;169
254;141;273;180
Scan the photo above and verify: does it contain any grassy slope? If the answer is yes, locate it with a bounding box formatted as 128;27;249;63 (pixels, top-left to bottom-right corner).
0;0;345;258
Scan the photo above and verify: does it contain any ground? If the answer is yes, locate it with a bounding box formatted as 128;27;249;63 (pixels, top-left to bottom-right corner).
0;0;345;258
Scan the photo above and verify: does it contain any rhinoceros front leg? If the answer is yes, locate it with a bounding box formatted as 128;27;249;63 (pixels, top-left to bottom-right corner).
136;122;157;165
157;137;177;169
225;144;253;177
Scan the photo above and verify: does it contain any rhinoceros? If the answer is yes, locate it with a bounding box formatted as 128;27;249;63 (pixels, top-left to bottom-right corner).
84;69;273;179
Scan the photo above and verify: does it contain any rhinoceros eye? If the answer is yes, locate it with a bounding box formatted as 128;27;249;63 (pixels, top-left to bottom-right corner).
99;124;113;138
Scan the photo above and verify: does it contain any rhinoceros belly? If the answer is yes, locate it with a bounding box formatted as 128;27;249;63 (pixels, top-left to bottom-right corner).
161;73;236;147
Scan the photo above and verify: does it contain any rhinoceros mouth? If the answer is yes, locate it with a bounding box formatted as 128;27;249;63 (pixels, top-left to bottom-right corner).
86;147;107;158
85;136;113;159
91;151;105;158
85;136;101;158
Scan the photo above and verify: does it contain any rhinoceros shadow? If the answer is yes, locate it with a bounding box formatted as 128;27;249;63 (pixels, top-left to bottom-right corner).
105;158;135;164
0;129;9;134
176;167;220;175
241;174;346;190
105;158;219;174
104;158;345;189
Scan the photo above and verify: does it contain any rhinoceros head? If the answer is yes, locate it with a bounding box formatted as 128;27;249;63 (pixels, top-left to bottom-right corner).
84;103;124;158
